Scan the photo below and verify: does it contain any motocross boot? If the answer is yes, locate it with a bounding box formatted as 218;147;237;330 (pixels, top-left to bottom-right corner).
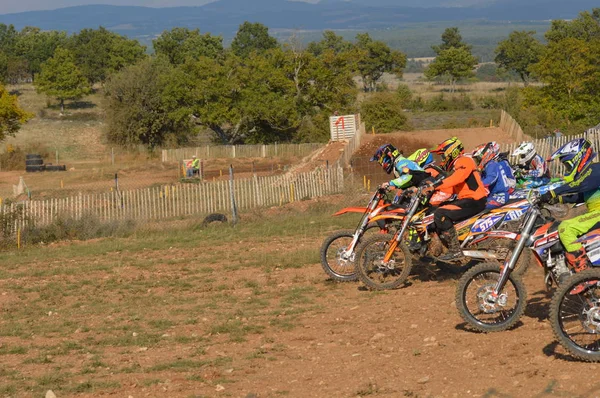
565;249;591;273
566;249;597;294
407;227;422;252
437;228;464;262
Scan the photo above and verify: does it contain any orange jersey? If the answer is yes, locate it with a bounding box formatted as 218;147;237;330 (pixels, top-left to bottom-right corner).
435;156;487;200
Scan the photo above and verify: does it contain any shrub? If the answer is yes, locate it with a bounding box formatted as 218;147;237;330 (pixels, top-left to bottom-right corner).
21;213;136;244
360;92;410;133
424;93;474;112
294;112;331;143
396;84;413;108
478;95;502;109
0;145;51;171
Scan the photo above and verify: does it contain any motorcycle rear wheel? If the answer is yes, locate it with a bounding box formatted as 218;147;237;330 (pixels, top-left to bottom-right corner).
355;234;413;290
456;262;527;332
550;269;600;362
320;224;380;282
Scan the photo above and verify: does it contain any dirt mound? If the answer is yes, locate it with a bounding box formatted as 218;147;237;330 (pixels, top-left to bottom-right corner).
355;135;434;158
287;140;347;174
351;127;514;186
360;127;513;156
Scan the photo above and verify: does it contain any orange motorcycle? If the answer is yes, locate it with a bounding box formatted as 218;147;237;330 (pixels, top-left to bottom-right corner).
320;186;408;282
354;189;533;290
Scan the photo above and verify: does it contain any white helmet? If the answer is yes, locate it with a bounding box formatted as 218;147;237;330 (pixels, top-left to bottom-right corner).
511;142;536;166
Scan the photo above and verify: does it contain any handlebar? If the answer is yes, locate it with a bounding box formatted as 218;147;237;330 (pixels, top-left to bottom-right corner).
526;189;541;205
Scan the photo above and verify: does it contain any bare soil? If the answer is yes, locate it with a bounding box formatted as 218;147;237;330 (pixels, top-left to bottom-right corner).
1;196;598;398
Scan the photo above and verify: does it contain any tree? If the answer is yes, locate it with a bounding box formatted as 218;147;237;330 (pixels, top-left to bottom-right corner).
231;22;278;58
67;27;146;85
106;34;147;75
360;92;409;133
0;51;7;82
15;27;67;82
424;46;478;92
521;8;600;127
0;24;18;56
432;27;471;55
306;30;353;57
354;33;406;92
104;57;193;149
153;27;223;65
0;82;32;141
176;42;357;144
527;37;600;125
545;8;600;43
35;48;90;113
495;31;543;85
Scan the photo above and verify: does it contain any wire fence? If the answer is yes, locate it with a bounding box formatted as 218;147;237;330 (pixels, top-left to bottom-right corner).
0;165;345;234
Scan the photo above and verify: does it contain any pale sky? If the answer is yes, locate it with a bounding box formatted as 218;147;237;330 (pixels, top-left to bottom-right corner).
0;0;318;15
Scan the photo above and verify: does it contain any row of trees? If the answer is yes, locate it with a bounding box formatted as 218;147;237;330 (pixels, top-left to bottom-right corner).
0;21;406;146
495;8;600;132
365;8;600;135
104;25;406;147
1;8;598;147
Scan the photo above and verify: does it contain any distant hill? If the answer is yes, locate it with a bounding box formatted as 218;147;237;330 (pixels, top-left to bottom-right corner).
0;0;597;40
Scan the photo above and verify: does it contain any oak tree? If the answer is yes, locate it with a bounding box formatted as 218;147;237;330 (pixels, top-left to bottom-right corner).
35;48;90;113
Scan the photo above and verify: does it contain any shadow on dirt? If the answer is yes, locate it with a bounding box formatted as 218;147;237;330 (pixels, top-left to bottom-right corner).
523;289;553;322
409;257;476;283
454;320;525;334
542;341;582;362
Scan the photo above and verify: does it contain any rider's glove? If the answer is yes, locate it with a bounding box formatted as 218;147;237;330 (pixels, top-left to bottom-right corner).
420;182;435;196
540;191;557;204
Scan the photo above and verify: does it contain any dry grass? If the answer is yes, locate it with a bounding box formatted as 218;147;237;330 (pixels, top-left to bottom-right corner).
390;72;525;99
6;84;107;161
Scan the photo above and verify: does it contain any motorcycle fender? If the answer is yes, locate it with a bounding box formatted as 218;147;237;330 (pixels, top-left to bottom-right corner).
333;207;369;216
574;228;600;244
370;214;405;223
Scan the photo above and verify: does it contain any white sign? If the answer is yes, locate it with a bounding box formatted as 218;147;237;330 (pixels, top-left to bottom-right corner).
329;115;357;141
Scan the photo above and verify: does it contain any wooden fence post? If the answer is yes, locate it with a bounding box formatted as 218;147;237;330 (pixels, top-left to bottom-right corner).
229;165;238;225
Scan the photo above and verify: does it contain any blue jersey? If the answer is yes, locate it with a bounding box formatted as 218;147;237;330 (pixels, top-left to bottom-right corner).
482;159;516;195
389;156;424;189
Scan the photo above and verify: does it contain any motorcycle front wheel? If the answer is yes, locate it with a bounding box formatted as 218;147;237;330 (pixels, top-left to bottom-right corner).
550;269;600;362
455;262;527;332
354;234;413;290
319;224;380;282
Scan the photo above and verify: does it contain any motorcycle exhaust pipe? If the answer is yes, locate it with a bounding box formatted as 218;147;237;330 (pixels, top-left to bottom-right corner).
462;250;499;260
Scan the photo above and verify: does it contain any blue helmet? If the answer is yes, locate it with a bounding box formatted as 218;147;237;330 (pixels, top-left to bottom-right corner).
549;138;596;183
370;144;401;174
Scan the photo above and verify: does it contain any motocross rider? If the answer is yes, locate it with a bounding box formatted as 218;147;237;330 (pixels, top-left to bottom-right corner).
472;142;516;209
370;144;431;191
424;137;488;261
511;142;550;188
540;138;598;273
408;148;435;169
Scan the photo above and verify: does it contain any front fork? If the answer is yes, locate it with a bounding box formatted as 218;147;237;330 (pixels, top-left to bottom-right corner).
383;196;420;262
343;193;383;258
492;208;539;296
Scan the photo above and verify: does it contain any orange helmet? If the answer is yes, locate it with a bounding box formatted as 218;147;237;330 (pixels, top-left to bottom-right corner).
431;137;464;171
